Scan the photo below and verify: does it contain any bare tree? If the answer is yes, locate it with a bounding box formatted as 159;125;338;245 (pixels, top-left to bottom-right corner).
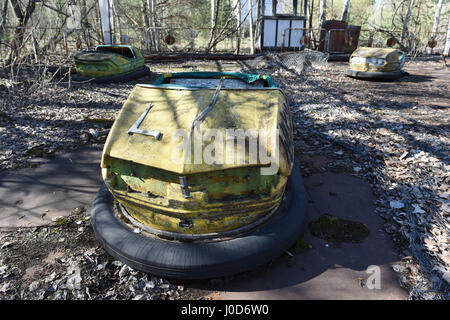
431;0;444;40
8;0;37;62
209;0;219;52
308;0;314;29
249;0;254;54
207;0;249;52
111;0;123;44
0;0;8;52
307;0;315;47
254;0;261;52
444;16;450;57
341;0;350;22
148;0;159;51
141;0;150;50
210;0;218;52
234;0;242;54
39;3;96;55
400;0;415;44
319;0;326;29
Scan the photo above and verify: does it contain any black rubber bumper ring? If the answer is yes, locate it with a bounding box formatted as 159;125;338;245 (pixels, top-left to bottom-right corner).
72;65;150;84
91;160;308;280
345;69;403;80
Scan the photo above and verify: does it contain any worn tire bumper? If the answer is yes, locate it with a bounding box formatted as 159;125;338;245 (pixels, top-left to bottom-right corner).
72;66;150;83
345;69;403;80
91;160;308;280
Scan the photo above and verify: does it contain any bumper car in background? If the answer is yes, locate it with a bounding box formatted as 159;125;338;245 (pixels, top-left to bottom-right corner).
345;47;407;80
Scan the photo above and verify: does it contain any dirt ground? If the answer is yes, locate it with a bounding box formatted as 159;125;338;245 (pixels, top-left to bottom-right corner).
0;55;449;299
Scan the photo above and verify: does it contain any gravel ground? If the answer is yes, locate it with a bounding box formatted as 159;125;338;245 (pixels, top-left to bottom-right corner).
0;55;449;299
251;55;449;299
0;211;206;300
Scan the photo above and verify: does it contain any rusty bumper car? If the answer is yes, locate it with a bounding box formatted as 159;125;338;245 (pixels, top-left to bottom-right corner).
91;72;308;279
73;45;149;83
345;47;406;80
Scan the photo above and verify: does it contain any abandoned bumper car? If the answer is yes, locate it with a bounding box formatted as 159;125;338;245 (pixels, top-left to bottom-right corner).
73;45;149;83
345;47;407;80
91;72;308;279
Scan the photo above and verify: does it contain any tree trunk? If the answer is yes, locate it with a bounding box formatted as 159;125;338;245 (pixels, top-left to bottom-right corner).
111;0;122;44
249;0;254;54
308;0;314;29
254;0;261;52
319;0;326;30
149;0;159;52
308;0;314;48
141;0;150;50
99;0;112;44
146;0;154;50
0;0;8;52
235;0;242;54
341;0;350;22
431;0;444;39
109;0;116;44
80;0;92;49
444;17;450;57
8;0;37;62
94;2;104;46
210;0;218;51
400;0;415;45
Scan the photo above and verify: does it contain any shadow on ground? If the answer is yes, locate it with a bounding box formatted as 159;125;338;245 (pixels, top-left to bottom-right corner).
0;146;103;229
0;146;407;299
178;156;407;299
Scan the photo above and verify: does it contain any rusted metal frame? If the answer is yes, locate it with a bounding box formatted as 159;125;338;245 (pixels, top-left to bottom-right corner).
143;53;261;61
117;200;282;241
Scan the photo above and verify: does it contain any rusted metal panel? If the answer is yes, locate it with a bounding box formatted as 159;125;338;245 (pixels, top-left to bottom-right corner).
319;20;360;54
328;22;348;53
318;20;347;52
343;25;361;53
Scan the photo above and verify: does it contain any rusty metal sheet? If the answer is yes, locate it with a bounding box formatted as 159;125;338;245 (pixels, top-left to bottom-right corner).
319;20;348;52
343;25;361;53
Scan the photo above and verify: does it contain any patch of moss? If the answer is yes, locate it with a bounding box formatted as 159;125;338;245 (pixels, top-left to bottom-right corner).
53;218;69;226
83;118;114;124
25;148;45;156
45;150;57;157
309;214;370;243
26;162;39;168
293;237;310;251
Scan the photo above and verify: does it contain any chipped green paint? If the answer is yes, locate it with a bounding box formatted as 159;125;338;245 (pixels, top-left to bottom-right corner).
108;157;278;201
101;72;294;235
75;45;145;79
